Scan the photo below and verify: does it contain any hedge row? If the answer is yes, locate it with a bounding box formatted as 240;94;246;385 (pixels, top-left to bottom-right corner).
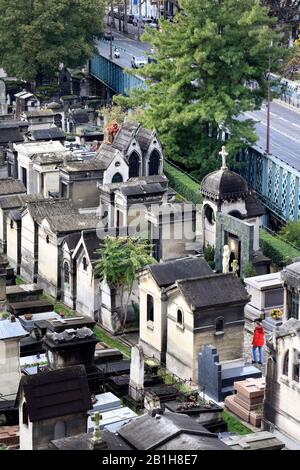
164;161;203;205
260;229;300;268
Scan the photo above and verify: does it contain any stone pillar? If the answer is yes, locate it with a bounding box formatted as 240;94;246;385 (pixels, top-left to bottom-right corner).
129;345;144;403
99;279;122;334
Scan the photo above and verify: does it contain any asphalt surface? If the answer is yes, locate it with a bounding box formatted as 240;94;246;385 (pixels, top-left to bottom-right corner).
97;28;300;173
243;101;300;172
97;26;151;73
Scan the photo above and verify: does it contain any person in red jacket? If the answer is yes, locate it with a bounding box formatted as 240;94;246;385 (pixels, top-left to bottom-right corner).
252;319;264;365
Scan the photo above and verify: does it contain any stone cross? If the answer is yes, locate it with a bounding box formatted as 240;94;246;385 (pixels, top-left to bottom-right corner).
219;146;228;170
91;412;102;443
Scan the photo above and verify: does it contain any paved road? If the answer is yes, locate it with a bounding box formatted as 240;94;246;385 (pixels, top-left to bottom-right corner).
243;101;300;172
97;28;151;74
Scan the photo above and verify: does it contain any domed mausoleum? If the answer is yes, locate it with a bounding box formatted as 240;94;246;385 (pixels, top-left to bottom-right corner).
200;146;267;275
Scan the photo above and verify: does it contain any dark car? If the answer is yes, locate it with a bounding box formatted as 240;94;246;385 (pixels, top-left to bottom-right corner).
103;31;114;41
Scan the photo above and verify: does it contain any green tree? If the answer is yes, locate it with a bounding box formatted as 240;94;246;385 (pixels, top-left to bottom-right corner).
116;0;286;181
94;236;155;331
279;220;300;249
0;0;105;83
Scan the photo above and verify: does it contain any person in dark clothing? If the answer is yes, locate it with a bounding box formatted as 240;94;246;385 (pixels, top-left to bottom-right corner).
252;318;264;364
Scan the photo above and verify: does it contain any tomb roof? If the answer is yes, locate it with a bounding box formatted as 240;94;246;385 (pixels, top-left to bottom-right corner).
175;272;250;310
0;193;45;210
112;125;138;152
14;140;65;156
43;213;99;234
119;182;166;197
62;232;81;251
200;168;248;202
95;143;122;168
275;318;300;339
23;198;75;223
61;159;106;172
81;230;101;262
118;410;229;450
0;318;28;340
30;127;65;141
245;192;265;218
0;178;26;196
135;126;154;151
148;256;213;288
17;365;92;422
0;127;24;144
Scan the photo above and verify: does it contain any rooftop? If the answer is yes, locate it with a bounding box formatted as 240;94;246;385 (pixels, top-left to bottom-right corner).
148;256;213;288
14;140;66;157
0;178;26;196
44;213;99;233
23;199;76;223
0;318;28;340
17;365;92;422
175;273;250;310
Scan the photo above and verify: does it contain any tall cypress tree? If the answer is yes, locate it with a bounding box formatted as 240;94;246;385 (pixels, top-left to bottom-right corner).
117;0;286;180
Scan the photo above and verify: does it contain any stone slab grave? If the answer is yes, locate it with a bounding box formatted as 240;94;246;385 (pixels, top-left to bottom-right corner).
6;284;43;303
220;431;285;450
198;345;261;403
88;407;137;434
107;373;164;395
94;343;123;364
90;392;121;413
18;311;61;332
224;377;265;428
8;300;54;316
96;359;131;378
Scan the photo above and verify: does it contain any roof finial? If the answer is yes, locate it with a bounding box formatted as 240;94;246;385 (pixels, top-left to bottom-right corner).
219;146;228;170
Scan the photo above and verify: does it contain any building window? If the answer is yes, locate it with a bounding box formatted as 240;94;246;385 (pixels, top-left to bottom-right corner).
148;150;160;176
128;152;140;178
64;262;70;284
83;257;88;271
61;182;68;198
215;317;224;333
283;350;289;376
10;220;13;229
293;350;300;382
22;403;29;426
21;167;27;188
46;235;50;244
147;294;154;322
112;172;123;184
177;309;183;325
204;204;215;225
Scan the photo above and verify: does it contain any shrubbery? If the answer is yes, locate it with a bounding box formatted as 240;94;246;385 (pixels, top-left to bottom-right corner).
164;161;203;206
260;229;300;268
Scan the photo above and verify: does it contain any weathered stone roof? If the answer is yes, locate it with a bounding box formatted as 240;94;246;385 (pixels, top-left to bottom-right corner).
0;178;26;196
175;273;250;310
148;256;213;288
44;213;99;234
61;159;106;172
17;365;92;422
120;182;166;197
0;318;28;340
0;193;45;210
23;199;76;223
275;318;300;339
30;127;65;141
200;168;248;201
245;192;265;218
135;126;153;151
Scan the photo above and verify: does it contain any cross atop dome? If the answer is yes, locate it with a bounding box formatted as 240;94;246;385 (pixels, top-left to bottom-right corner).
219;146;228;170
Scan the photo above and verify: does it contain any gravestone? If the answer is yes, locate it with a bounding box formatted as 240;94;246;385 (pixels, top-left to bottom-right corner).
129;345;144;403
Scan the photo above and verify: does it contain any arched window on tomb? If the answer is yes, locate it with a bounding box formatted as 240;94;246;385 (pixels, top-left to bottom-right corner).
64;262;70;285
147;294;154;322
215;317;224;334
111;172;123;184
83;257;88;271
177;309;183;325
128;152;140;178
293;350;300;383
148;150;160;176
22;403;29;426
283;350;289;376
54;421;66;440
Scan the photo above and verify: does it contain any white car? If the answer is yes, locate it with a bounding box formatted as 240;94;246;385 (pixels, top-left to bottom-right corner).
131;56;147;68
